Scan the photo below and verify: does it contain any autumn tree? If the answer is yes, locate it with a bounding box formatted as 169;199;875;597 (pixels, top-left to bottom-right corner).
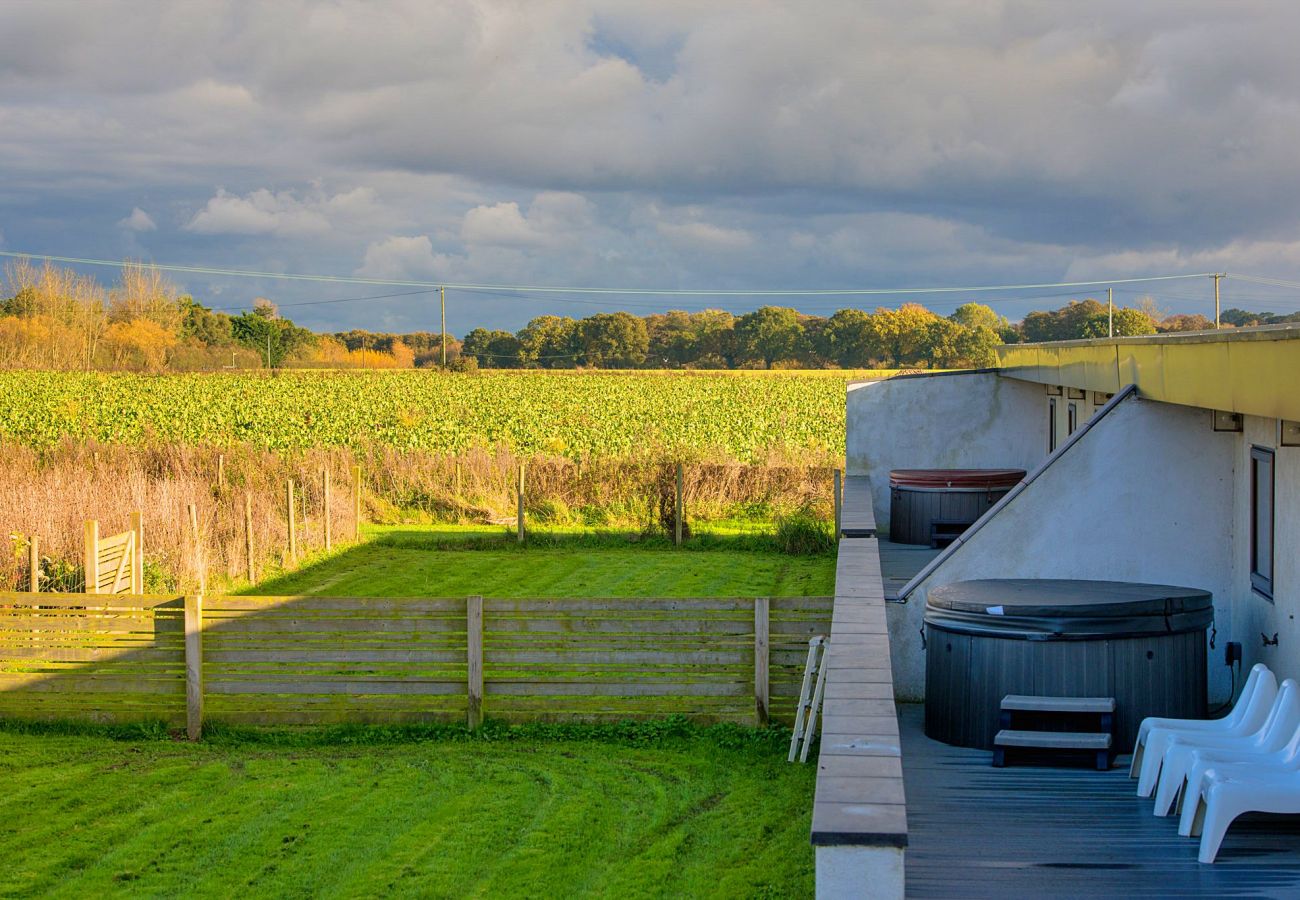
230;302;315;368
518;315;579;368
823;308;877;367
461;329;523;367
1159;313;1214;332
578;312;648;368
733;306;808;368
949;302;1003;332
868;304;940;367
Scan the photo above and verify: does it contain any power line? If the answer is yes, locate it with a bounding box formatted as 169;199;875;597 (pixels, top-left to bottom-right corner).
0;248;1217;297
209;287;438;312
1231;273;1300;292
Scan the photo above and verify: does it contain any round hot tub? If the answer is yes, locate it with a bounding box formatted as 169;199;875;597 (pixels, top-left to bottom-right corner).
924;579;1212;750
889;469;1025;546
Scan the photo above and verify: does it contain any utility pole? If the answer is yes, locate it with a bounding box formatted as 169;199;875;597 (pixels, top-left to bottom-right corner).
1107;287;1114;338
1213;273;1223;329
266;331;271;369
440;285;447;368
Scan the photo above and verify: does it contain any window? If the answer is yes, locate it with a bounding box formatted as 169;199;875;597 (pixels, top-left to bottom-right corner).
1067;402;1079;436
1251;446;1274;599
1048;398;1058;452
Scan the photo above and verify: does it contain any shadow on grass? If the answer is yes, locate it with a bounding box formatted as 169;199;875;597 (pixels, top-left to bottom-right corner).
364;526;795;553
0;710;801;755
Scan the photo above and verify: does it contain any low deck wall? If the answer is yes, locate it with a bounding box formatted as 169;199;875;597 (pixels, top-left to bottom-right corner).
813;480;907;899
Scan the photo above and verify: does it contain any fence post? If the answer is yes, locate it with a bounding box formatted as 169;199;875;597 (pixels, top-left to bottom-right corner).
287;479;297;560
188;503;205;594
467;595;484;729
184;593;204;741
28;536;39;594
454;458;463;524
675;463;684;546
84;519;99;594
833;468;843;539
131;510;144;594
352;464;363;540
755;596;770;727
516;461;526;544
244;492;255;583
323;468;332;552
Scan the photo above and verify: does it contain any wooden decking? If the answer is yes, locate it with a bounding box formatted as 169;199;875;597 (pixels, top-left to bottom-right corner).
899;703;1300;897
878;540;941;601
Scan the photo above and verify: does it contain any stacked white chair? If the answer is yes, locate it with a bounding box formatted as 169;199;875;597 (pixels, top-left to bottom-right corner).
1185;759;1300;863
1132;663;1300;863
1134;664;1278;798
1130;663;1272;779
1179;711;1300;840
1151;679;1300;817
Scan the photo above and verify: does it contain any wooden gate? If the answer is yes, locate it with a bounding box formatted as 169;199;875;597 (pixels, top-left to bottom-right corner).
84;512;144;594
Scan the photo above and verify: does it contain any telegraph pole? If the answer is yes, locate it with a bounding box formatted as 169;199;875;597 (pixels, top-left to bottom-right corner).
1107;287;1114;338
440;285;447;368
1213;273;1222;329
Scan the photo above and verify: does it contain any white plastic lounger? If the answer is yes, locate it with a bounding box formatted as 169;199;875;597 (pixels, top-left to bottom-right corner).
1131;663;1271;779
1152;679;1300;817
1136;666;1278;797
1179;719;1300;837
1186;766;1300;863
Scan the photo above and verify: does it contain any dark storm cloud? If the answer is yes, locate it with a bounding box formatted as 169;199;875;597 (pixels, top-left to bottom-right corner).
1;0;1299;330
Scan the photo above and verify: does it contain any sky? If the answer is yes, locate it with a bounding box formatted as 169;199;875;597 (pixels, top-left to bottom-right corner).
3;0;1300;334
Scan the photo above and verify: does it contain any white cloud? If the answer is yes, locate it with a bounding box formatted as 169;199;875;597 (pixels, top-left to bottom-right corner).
657;220;753;251
5;2;1300;330
117;207;157;232
460;192;595;248
355;234;452;280
184;186;383;237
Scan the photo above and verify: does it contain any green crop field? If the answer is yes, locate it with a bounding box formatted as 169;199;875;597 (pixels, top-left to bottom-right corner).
0;369;890;460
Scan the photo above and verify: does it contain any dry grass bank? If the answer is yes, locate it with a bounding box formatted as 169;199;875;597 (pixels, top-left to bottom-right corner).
0;441;837;592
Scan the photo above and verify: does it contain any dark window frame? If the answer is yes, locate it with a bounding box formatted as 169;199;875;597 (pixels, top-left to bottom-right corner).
1251;445;1275;599
1067;402;1079;436
1048;398;1058;453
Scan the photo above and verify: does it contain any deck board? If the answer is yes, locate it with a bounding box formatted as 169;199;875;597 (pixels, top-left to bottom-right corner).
878;540;940;601
900;703;1300;897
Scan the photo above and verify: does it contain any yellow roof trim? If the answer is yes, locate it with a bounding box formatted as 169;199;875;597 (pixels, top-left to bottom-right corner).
996;326;1300;421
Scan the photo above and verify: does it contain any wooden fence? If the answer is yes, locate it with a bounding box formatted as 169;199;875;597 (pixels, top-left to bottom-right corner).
0;592;832;735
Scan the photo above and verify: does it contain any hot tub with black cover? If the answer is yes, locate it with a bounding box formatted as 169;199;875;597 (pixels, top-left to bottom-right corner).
924;578;1213;750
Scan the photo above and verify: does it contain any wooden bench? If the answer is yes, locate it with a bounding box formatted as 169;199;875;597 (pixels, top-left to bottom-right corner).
993;695;1116;770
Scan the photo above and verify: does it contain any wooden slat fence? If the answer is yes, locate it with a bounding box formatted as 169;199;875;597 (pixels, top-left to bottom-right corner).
0;593;184;723
0;592;832;733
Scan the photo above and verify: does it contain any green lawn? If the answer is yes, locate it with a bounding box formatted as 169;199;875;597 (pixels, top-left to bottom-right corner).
3;528;828;897
250;526;836;598
0;725;815;898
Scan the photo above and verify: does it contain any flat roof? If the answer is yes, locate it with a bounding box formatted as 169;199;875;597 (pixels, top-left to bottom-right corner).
996;324;1300;421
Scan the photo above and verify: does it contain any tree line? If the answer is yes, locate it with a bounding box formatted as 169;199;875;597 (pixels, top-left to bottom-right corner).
1;259;1286;372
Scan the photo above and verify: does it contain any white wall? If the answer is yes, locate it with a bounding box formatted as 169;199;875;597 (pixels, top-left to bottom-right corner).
846;373;1047;532
892;397;1238;703
1229;416;1300;684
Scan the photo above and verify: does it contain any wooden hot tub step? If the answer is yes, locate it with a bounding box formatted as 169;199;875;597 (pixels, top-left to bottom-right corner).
1000;695;1116;714
993;729;1113;770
